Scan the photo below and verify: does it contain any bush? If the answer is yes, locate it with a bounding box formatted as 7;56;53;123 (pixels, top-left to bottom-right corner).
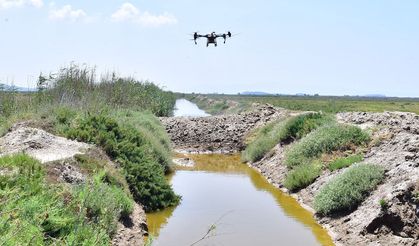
242;121;283;162
110;110;172;173
280;112;333;141
74;153;130;193
284;161;322;191
242;113;332;162
0;154;114;245
74;172;134;235
285;124;370;167
328;154;363;171
64;113;179;212
314;164;385;215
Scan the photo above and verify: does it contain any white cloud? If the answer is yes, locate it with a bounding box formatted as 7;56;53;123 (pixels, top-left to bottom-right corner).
0;0;43;9
49;5;87;22
111;3;177;27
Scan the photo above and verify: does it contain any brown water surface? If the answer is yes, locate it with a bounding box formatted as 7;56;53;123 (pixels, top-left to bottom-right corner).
147;154;334;246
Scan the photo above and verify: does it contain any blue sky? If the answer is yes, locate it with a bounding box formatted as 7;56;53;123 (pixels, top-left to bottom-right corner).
1;0;418;97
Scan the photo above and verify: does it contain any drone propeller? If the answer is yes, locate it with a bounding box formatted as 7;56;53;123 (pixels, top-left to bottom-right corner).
227;31;240;37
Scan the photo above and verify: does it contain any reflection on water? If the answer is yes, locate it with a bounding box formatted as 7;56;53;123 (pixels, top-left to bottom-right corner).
147;154;334;246
173;99;210;117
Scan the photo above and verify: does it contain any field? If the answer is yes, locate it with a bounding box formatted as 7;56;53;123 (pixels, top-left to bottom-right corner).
184;94;419;115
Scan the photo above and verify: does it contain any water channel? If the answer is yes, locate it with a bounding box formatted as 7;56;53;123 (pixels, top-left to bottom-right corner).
146;99;334;246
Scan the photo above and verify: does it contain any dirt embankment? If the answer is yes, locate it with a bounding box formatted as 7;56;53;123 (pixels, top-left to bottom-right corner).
161;104;290;153
0;125;147;246
250;111;419;246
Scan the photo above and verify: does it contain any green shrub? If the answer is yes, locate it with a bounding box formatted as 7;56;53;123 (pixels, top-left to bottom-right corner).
74;154;130;193
75;172;134;235
0;154;112;245
111;110;172;173
328;154;363;171
280;112;333;141
242;113;332;163
241;122;282;162
314;164;385;215
379;199;388;210
284;161;322;191
64;113;179;212
285;124;370;167
54;106;78;125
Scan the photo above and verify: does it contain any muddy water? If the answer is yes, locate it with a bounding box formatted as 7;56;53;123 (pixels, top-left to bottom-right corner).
147;154;334;246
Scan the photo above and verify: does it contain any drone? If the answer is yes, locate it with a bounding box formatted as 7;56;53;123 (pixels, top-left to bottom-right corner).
192;31;233;47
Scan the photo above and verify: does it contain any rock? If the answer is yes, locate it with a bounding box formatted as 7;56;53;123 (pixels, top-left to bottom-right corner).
0;126;90;163
112;203;147;246
160;104;289;153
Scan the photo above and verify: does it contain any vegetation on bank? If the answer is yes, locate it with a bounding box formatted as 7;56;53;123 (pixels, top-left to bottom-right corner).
242;113;332;163
63;112;180;211
314;164;385;215
327;154;363;171
0;154;133;245
283;124;370;190
285;124;370;168
0;64;176;127
0;65;179;243
241;111;370;191
283;161;322;191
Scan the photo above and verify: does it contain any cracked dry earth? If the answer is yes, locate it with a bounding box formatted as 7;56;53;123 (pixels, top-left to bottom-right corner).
250;112;419;246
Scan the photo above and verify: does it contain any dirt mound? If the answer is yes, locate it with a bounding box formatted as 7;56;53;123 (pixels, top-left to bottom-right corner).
161;104;290;153
0;126;91;163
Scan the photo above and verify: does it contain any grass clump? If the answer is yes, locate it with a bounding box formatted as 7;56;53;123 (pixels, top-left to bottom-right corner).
74;172;134;235
0;154;133;245
314;164;385;215
379;199;388;210
242;120;283;162
285;124;370;168
284;161;322;191
242;113;332;163
328;154;363;171
64;113;179;212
